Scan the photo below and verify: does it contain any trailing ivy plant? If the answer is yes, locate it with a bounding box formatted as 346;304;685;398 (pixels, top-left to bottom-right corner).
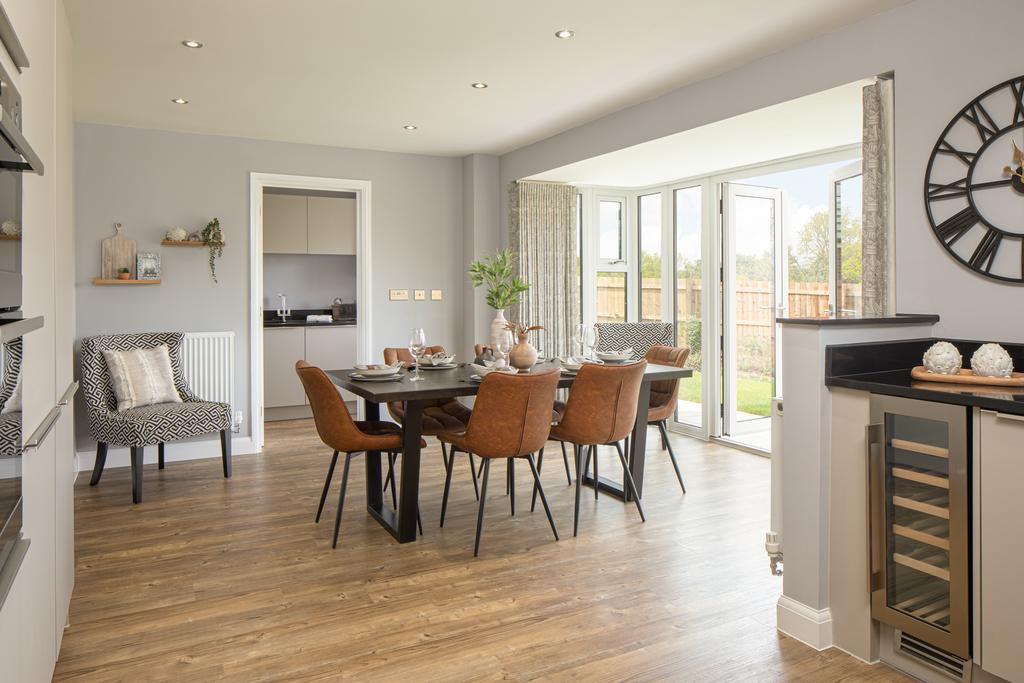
200;217;225;283
468;249;530;310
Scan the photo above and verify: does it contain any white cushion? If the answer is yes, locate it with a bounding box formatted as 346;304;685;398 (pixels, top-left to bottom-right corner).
102;345;182;411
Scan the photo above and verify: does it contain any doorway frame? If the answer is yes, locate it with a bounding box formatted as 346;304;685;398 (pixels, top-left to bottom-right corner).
249;172;373;451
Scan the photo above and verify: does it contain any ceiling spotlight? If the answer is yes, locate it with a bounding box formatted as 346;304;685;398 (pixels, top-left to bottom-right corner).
554;29;575;39
181;40;203;48
471;82;488;89
171;98;189;105
403;124;418;131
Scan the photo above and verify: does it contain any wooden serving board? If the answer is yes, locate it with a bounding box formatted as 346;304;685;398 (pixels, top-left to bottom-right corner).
101;223;137;279
911;366;1024;387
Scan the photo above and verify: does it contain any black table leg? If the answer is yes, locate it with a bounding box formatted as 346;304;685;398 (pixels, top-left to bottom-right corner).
395;400;422;542
581;380;652;502
364;399;385;515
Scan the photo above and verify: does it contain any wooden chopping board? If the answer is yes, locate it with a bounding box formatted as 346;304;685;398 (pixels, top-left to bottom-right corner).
911;366;1024;387
101;223;137;279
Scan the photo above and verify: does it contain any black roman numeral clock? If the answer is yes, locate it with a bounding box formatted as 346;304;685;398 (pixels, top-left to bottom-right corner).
925;74;1024;282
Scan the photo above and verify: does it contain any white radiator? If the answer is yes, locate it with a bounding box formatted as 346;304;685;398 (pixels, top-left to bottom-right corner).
181;331;235;409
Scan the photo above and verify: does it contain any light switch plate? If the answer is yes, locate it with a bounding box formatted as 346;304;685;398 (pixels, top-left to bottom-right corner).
414;289;426;301
431;289;443;301
389;289;409;301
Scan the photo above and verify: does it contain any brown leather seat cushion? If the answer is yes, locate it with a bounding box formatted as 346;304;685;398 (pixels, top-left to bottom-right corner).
353;420;426;447
387;399;472;436
645;345;690;423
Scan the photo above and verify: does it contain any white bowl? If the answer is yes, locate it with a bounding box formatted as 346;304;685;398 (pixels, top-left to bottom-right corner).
559;356;584;372
420;353;456;366
354;363;402;376
470;363;517;376
597;350;632;362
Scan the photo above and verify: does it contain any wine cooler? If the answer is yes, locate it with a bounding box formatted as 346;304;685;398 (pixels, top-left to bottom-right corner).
868;395;970;660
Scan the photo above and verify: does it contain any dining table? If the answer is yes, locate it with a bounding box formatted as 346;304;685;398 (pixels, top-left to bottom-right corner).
327;359;692;543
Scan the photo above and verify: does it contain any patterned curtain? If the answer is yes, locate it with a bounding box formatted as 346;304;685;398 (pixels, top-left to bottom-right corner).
862;78;895;316
509;180;578;358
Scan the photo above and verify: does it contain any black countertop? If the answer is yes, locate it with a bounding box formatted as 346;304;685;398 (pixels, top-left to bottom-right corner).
264;319;357;328
264;308;357;328
825;337;1024;416
777;313;939;326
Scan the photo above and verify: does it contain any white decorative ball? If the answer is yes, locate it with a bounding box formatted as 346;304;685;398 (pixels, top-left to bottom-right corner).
1;219;21;236
165;226;188;241
922;341;962;375
971;343;1013;378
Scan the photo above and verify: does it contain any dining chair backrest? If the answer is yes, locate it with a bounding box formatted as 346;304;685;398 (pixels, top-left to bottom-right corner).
383;345;446;366
295;360;361;453
645;345;690;411
460;369;560;459
556;361;647;446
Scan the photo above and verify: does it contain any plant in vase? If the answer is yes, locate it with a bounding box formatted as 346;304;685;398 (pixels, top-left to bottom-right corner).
200;217;225;283
468;249;530;350
506;321;544;370
116;267;131;280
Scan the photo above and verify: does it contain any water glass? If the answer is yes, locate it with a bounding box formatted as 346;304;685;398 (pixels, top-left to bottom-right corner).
408;328;426;381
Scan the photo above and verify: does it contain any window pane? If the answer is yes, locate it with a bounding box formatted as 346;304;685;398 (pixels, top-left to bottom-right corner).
639;193;662;321
596;271;626;322
599;200;623;261
674;187;703;428
836;174;863;317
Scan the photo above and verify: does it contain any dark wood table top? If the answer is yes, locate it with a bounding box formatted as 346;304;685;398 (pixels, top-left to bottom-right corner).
326;360;692;402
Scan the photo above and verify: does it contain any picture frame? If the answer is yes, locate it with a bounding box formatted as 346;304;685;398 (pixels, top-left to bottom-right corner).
136;252;161;281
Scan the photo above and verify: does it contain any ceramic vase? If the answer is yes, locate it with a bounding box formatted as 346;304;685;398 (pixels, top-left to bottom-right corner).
509;333;538;370
489;309;507;351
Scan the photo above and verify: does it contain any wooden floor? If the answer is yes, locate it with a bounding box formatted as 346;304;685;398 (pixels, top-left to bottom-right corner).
54;420;910;682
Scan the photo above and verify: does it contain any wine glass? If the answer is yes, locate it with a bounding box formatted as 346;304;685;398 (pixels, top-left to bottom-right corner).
496;329;514;368
585;325;600;360
573;322;587;359
408;328;426;381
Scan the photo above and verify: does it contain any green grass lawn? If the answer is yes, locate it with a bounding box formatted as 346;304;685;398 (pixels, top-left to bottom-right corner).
676;370;772;417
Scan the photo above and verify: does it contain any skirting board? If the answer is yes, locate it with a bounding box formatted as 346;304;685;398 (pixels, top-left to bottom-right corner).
777;595;833;651
75;436;256;474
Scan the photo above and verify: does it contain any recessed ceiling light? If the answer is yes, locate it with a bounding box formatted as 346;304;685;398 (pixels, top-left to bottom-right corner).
403;124;417;131
171;98;189;105
181;40;203;48
471;82;488;89
554;29;575;39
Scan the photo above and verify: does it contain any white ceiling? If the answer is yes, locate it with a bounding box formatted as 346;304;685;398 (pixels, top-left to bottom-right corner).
527;79;872;187
65;0;906;157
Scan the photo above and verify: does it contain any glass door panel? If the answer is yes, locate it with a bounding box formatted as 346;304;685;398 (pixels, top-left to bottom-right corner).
831;162;864;317
721;183;780;450
596;272;626;322
638;193;663;321
673;187;703;429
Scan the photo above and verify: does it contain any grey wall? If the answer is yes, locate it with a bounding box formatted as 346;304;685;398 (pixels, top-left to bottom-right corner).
498;0;1024;343
262;254;356;311
75;123;463;446
461;154;500;353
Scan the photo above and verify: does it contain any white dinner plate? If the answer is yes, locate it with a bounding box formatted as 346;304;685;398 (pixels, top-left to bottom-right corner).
417;363;458;370
349;372;404;382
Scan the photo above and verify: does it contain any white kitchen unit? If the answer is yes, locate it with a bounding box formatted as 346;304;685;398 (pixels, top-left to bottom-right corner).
264;325;358;419
264;193;355;256
263;193;307;254
304;326;357;402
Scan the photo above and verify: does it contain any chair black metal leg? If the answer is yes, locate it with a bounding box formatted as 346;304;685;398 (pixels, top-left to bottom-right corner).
90;442;108;486
468;452;479;501
417;506;424;536
560;441;572;485
440;445;457;527
506;459;511;495
220;429;232;478
130;446;144;504
441;442;450;471
474;459;491;557
527;454;558;542
582;446;592;483
158;442;165;470
573;444;584;537
530;448;544;513
592;443;599;500
658;420;686;493
508;458;515;516
332;453;353;548
614;441;646;522
316;450;340;523
387;451;398;509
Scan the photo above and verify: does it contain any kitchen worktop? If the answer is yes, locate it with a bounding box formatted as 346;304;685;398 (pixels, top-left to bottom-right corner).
263;308;356;328
777;312;939;326
825;337;1024;416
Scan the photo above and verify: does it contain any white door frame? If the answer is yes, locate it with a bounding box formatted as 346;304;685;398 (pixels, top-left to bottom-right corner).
249;172;372;451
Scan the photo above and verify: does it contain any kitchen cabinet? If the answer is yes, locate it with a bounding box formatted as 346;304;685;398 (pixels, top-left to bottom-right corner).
308;196;356;255
305;326;358;402
977;409;1024;682
263;194;307;254
264;194;355;256
263;328;307;407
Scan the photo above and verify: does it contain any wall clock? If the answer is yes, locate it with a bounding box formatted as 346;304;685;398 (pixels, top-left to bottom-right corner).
925;74;1024;283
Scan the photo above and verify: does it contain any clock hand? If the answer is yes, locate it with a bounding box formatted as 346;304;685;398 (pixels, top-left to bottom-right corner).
974;177;1014;190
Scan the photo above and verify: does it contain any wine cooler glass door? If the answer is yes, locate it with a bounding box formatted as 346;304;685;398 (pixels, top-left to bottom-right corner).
869;395;969;659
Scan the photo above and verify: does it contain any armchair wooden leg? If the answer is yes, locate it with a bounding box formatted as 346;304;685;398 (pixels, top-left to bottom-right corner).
158;442;165;470
90;442;108;486
657;420;686;493
316;451;339;523
474;459;492;557
130;446;144;504
220;429;232;478
527;454;558;542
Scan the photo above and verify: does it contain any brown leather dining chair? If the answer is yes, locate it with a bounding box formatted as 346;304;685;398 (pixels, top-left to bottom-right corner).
644;345;691;493
549;361;648;536
382;346;476;503
438;369;561;556
295;360;424;547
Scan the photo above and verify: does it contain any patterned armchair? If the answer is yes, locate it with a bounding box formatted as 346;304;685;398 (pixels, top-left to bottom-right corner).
80;332;233;504
0;338;21;458
595;322;674;360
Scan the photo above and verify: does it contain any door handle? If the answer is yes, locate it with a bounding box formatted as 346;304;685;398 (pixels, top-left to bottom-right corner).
866;423;884;593
58;380;78;406
982;409;1024;423
23;405;62;451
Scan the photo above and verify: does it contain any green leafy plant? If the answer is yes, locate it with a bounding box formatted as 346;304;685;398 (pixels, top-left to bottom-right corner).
200;217;225;283
468;249;529;310
117;267;130;274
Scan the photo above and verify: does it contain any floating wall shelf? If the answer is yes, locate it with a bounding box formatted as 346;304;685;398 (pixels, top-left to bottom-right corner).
0;235;21;241
162;240;222;247
92;278;161;286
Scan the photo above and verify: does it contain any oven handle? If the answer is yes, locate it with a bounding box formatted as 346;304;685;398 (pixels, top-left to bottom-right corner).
866;422;884;594
23;404;61;451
